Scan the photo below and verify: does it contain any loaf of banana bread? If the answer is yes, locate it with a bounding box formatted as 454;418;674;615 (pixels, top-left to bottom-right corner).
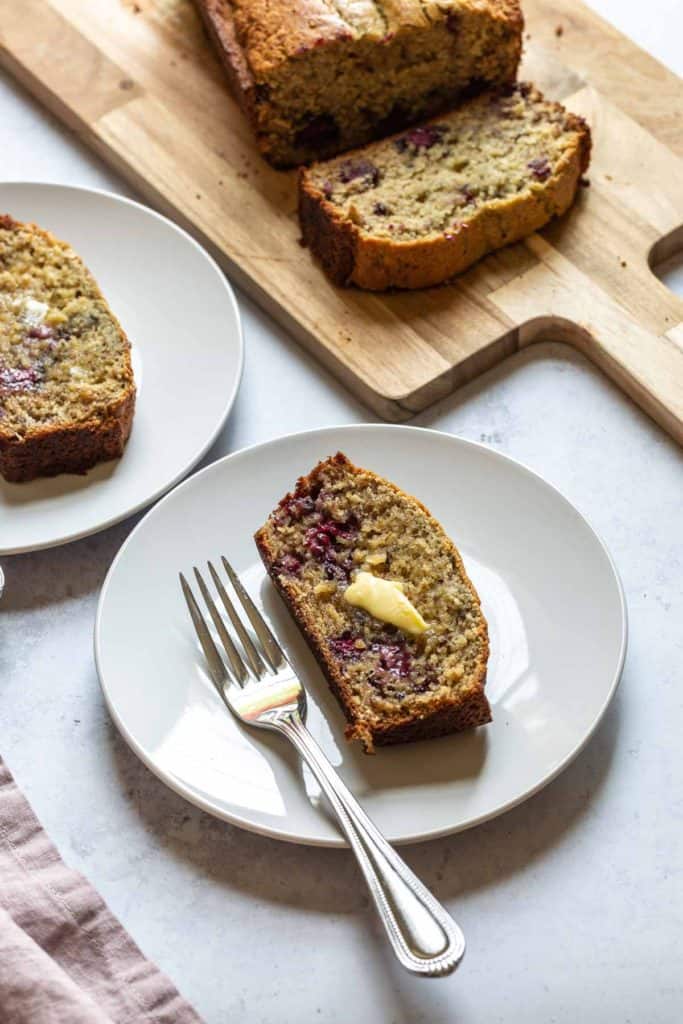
0;215;135;483
299;81;593;290
195;0;523;167
299;83;591;289
255;453;490;752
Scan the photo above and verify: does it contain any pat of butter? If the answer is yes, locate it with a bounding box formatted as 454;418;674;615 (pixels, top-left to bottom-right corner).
343;572;427;636
22;297;49;326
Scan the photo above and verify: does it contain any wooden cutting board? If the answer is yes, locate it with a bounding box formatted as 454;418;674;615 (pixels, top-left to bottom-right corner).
1;0;682;438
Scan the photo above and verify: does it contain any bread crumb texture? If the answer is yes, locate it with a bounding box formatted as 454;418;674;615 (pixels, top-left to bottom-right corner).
255;453;491;750
0;215;135;481
299;83;591;288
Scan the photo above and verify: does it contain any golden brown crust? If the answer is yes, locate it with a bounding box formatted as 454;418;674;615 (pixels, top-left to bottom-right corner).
0;391;135;483
199;0;524;69
0;217;137;483
193;0;523;167
255;452;490;752
298;178;358;286
194;0;258;126
299;93;592;290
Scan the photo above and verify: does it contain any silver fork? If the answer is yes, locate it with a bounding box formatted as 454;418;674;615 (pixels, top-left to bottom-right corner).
180;556;466;977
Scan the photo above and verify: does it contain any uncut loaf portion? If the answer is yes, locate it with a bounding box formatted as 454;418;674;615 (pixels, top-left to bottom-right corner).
299;83;592;290
0;215;135;483
255;453;490;752
194;0;523;167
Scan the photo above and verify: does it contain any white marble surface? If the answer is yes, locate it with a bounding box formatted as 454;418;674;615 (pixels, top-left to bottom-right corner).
1;3;682;1021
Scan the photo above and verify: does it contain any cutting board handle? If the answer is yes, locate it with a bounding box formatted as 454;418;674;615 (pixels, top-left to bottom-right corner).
491;231;683;444
516;313;683;444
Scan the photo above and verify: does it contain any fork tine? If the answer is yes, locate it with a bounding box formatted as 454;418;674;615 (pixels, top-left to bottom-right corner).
207;561;267;679
221;556;285;670
193;567;248;687
179;573;229;699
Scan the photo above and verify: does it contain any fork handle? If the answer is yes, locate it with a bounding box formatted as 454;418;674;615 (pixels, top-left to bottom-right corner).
279;713;465;977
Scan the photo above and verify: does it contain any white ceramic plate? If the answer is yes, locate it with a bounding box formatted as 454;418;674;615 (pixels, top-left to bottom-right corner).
96;426;627;847
0;183;243;554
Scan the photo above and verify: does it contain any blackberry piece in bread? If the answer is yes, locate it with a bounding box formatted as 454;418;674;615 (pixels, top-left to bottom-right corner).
0;215;135;483
299;83;591;289
194;0;523;167
255;453;490;752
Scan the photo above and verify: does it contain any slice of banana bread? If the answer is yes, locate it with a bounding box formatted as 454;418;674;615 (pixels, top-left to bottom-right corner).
0;215;135;483
195;0;523;167
255;453;490;752
299;83;591;289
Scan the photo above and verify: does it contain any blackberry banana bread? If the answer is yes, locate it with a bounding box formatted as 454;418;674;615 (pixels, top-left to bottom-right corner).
299;83;591;289
255;453;490;752
195;0;523;167
0;216;135;483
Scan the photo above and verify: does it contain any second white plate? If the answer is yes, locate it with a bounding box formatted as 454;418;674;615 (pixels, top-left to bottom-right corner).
96;425;627;846
0;182;243;554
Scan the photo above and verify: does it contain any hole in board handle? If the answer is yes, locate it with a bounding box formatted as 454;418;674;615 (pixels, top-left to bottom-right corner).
649;224;683;299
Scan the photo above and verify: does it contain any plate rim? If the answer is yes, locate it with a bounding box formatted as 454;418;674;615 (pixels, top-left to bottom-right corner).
95;423;628;848
0;180;244;555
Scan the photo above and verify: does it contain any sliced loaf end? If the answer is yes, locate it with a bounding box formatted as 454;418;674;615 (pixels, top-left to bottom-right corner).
299;83;591;290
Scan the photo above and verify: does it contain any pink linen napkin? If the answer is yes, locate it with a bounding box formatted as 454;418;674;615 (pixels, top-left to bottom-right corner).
0;756;203;1023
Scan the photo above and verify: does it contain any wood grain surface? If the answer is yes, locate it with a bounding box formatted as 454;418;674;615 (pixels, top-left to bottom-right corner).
0;0;682;437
